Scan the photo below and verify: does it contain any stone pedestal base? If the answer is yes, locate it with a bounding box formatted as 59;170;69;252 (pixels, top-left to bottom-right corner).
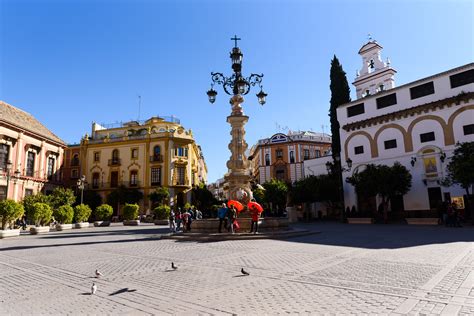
30;226;50;234
75;222;90;229
347;218;374;224
123;220;140;226
191;218;289;233
94;221;111;227
286;207;298;223
406;218;439;225
56;224;73;231
0;229;21;238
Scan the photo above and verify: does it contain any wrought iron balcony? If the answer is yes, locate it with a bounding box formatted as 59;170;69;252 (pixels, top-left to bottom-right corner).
108;158;121;166
149;155;163;163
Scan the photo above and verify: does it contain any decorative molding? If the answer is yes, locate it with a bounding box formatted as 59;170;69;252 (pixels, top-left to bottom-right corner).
342;92;474;132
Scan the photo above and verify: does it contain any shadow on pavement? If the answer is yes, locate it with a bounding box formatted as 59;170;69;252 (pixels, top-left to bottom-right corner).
280;222;474;249
109;288;137;296
0;235;163;252
38;227;169;239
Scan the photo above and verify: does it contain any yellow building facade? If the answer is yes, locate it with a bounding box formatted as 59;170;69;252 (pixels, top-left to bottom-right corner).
76;116;207;215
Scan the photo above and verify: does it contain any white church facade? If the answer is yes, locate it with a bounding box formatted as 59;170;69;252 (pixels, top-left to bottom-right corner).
337;40;474;214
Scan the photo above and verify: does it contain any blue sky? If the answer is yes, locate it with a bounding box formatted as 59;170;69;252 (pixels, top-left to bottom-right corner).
1;0;473;182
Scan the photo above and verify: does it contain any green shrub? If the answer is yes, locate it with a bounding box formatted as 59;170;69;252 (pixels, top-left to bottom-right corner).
95;204;113;221
153;205;170;220
53;205;74;224
30;202;52;227
74;204;92;223
183;202;192;210
122;203;139;220
0;199;24;230
22;193;50;216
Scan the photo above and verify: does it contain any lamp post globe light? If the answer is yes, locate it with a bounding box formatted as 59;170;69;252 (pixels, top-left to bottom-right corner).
77;175;86;205
207;36;267;202
2;161;21;200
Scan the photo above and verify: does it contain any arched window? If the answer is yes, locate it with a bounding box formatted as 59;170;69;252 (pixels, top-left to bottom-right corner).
112;149;119;159
152;146;162;162
289;151;295;163
111;149;120;165
71;154;79;166
154;145;161;156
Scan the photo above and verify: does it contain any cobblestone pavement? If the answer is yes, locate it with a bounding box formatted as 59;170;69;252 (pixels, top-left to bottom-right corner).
0;222;473;315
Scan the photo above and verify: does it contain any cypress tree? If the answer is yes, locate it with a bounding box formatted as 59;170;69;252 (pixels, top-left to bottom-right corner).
329;55;351;160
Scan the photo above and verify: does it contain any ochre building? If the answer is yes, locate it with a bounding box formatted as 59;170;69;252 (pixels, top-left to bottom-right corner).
64;116;207;215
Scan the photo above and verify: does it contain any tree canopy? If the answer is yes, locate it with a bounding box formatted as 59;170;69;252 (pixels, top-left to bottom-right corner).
346;162;412;204
49;187;76;209
291;174;341;205
192;183;217;210
148;187;170;206
329;55;351;160
262;179;288;212
444;142;474;195
107;185;143;207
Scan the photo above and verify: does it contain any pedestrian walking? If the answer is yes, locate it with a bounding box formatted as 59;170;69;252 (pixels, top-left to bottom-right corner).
249;207;261;234
169;209;176;233
217;203;228;233
176;208;182;232
228;206;237;234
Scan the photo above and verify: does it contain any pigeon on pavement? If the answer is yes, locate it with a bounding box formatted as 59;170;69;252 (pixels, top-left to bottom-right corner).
95;269;103;278
171;262;178;270
91;283;97;295
241;268;249;276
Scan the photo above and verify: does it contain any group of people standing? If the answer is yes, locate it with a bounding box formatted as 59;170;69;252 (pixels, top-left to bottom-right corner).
217;202;261;234
168;207;202;233
440;201;463;227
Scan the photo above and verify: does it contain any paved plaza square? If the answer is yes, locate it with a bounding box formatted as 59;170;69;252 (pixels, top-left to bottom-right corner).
0;223;473;315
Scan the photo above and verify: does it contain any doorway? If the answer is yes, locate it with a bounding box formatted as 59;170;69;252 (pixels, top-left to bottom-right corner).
428;187;442;210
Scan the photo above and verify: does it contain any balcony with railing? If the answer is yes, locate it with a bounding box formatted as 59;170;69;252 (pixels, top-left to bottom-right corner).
87;181;143;189
70;159;80;167
149;154;163;163
108;158;121;166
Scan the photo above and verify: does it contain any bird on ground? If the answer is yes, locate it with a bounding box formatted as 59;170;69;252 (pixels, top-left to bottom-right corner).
91;283;97;295
241;268;249;276
95;269;103;278
171;262;178;270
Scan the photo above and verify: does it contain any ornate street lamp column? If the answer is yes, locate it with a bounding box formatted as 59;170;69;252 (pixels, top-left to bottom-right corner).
207;36;267;203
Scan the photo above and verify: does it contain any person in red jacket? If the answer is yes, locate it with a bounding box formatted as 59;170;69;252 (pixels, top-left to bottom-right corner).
249;207;261;234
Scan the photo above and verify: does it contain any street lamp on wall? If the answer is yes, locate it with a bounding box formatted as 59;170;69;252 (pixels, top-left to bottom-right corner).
77;175;86;205
440;152;446;163
410;156;417;167
4;160;12;200
346;158;353;171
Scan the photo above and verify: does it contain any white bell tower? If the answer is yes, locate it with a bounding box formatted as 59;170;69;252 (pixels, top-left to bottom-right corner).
353;37;396;99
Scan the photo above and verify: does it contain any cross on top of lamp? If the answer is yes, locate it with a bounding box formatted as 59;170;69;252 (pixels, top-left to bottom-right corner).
207;35;267;105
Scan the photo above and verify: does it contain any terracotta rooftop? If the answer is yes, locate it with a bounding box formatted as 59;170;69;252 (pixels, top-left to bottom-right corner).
0;101;66;146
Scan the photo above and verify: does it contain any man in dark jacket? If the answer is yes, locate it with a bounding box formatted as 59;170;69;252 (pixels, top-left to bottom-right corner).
217;203;228;233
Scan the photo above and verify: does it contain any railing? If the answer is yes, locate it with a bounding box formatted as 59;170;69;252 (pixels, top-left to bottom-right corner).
99;116;181;129
149;155;163;163
127;181;141;187
108;158;121;166
87;181;142;189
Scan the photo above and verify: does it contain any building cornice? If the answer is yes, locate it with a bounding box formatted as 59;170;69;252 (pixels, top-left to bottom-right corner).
0;120;66;147
342;91;474;132
341;62;474;108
